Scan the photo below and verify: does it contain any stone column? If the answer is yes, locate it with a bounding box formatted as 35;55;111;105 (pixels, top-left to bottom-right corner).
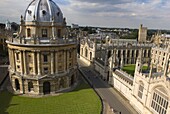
37;52;41;75
146;49;149;58
23;51;28;75
51;51;54;75
33;52;36;75
64;50;67;71
8;49;13;69
73;49;76;67
120;50;124;68
134;50;137;63
125;50;128;64
129;50;132;64
67;50;69;71
55;52;58;74
12;49;16;72
20;51;24;75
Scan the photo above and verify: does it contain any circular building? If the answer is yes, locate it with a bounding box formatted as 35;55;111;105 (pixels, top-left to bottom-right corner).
7;0;78;95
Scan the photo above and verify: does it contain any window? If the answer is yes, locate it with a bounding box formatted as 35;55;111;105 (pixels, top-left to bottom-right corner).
42;10;46;15
138;83;144;99
28;10;32;15
69;63;72;67
132;50;134;57
69;51;72;58
42;29;47;37
123;50;126;57
148;50;151;57
57;29;61;38
43;55;48;62
85;48;88;57
29;67;33;73
127;50;130;57
81;48;83;55
90;52;92;60
136;50;139;57
17;65;20;69
28;55;33;63
27;28;31;37
151;91;168;114
16;53;19;61
44;67;48;74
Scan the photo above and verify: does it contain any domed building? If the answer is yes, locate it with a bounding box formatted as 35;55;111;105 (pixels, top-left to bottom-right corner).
7;0;78;95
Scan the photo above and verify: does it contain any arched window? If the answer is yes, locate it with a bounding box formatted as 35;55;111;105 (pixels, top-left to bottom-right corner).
127;50;130;57
81;48;83;55
28;82;33;92
57;29;61;38
118;50;121;58
27;28;31;37
90;52;92;60
42;29;47;37
123;50;126;57
108;51;111;58
15;79;20;91
148;50;151;57
85;48;88;57
69;51;72;58
144;50;147;57
138;82;144;99
132;50;134;58
151;87;169;114
136;50;139;58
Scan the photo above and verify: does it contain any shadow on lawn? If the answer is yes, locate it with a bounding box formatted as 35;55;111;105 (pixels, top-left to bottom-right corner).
0;91;16;114
0;75;16;114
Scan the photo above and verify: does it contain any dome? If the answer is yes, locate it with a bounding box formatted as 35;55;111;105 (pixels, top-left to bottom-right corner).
24;0;64;23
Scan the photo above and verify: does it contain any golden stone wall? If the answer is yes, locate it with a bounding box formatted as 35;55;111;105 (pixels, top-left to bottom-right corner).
8;43;78;95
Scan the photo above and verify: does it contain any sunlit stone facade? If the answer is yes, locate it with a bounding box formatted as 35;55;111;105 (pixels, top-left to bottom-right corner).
7;0;78;95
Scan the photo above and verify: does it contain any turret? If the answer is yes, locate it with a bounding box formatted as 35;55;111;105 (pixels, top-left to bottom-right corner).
138;24;147;43
135;49;143;74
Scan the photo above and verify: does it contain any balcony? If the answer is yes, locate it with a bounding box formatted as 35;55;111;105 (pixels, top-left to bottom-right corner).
7;37;77;46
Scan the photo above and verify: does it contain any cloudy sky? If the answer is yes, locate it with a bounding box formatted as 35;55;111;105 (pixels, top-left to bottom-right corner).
0;0;170;29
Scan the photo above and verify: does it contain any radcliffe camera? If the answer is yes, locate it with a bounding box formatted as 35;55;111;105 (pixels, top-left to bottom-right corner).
0;0;169;114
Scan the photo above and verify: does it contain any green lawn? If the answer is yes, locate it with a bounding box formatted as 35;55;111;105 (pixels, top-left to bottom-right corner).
0;81;101;114
122;64;148;76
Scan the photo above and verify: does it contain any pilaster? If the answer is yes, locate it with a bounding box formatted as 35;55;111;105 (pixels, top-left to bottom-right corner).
37;52;41;75
23;51;28;75
33;52;36;75
55;52;58;74
20;51;24;75
51;51;55;74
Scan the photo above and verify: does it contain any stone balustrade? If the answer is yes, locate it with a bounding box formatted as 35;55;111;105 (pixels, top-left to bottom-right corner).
7;37;77;45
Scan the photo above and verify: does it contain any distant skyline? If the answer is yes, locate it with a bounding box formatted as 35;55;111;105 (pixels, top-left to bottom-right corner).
0;0;170;29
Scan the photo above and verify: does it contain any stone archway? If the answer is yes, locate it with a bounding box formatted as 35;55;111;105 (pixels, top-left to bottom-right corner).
43;81;51;95
15;79;20;91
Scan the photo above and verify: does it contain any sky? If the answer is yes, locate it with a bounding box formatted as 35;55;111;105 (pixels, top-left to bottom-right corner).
0;0;170;29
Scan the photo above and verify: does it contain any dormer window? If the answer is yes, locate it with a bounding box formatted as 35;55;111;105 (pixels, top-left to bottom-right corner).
27;28;31;37
28;10;32;15
42;10;46;15
57;12;60;16
42;29;47;37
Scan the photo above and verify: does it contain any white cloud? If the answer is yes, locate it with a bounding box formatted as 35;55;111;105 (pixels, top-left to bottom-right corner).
0;0;170;29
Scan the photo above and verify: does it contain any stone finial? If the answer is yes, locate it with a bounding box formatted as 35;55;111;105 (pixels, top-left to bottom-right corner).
21;15;23;20
33;15;36;20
